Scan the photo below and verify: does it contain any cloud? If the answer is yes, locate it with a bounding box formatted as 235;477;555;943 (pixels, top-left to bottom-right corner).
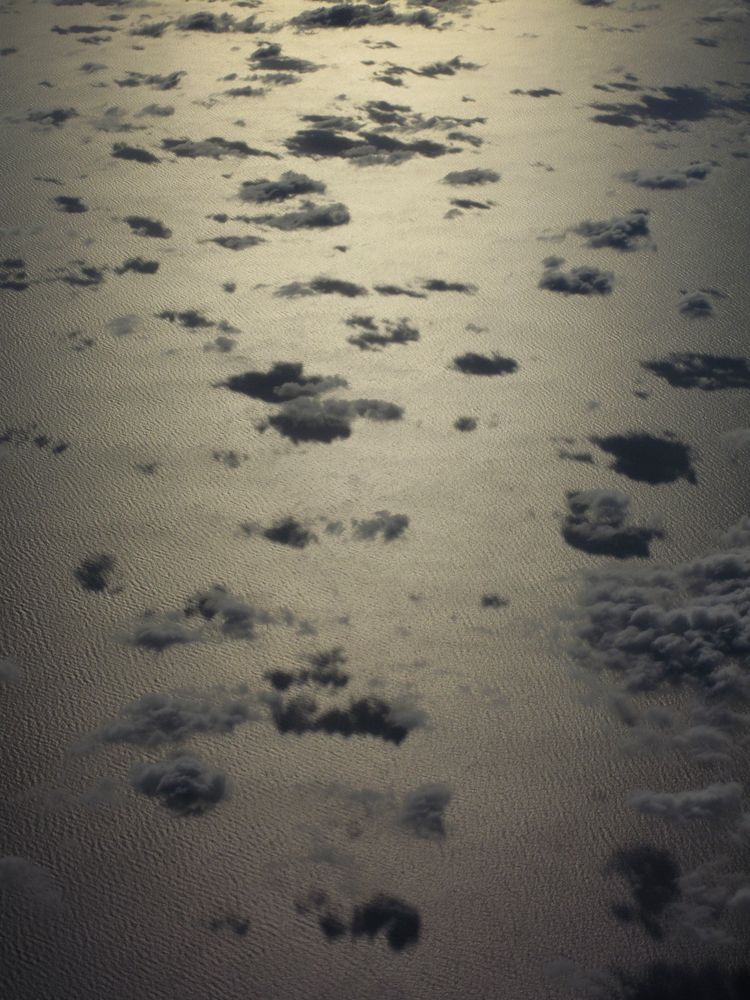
248;42;320;74
606;844;680;939
130;755;227;815
0;258;29;291
373;284;426;298
511;87;561;97
267;692;426;744
398;783;451;838
263;517;318;548
53;195;87;213
115;71;185;91
111;143;160;164
454;416;477;431
453;352;518;375
351;895;421;949
208;913;250;936
267;396;402;443
346;317;419;351
129;20;172;38
55;260;106;287
249;202;350;230
562;490;663;558
114;257;159;275
352;511;409;541
239;171;326;203
74;553;116;592
590;433;696;484
221;362;347;403
266;647;349;691
185;585;266;639
161;137;277;159
628;782;743;822
621;162;715;189
124;216;171;238
159;309;237;330
291;3;436;29
276;276;368;297
94;691;257;746
641;353;750;390
590;83;750;130
26;108;79;127
573;209;650;250
206;235;265;251
442;168;500;186
677;291;715;318
422;278;476;293
539;257;614;295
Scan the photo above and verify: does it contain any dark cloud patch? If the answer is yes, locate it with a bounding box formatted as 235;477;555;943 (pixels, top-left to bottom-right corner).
175;11;264;33
223;85;266;98
481;593;509;608
442;168;500;185
129;619;196;651
115;71;185;91
114;257;159;275
266;647;349;691
263;517;318;549
641;353;750;391
573;209;650;251
677;291;714;318
0;258;29;291
184;585;267;639
56;260;106;288
161;137;277;159
267;396;403;443
539;257;614;295
449;197;492;211
511;87;561;97
239;171;326;203
0;424;69;454
621;162;715;189
212;449;246;467
628;782;742;822
422;278;476;293
351;896;421;950
376;54;479;84
26;108;78;128
131;755;227;815
398;784;450;838
111;143;160;163
129;20;172;38
346;316;419;351
135;103;174;117
267;693;425;744
291;3;436;30
248;42;320;74
250;202;350;230
454;416;477;431
351;511;409;541
51;22;115;35
606;845;680;940
95;691;256;745
276;276;368;298
558;447;595;463
124;216;171;238
285;127;458;164
54;195;88;213
590;433;696;485
221;362;347;403
590;84;750;130
453;352;518;376
74;553;116;592
204;335;237;353
159;310;238;331
373;284;426;298
562;490;663;559
206;235;265;250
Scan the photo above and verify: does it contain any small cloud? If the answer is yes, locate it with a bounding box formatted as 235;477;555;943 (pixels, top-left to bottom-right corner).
123;216;171;238
453;352;518;376
562;489;663;558
130;755;227;815
590;432;697;485
351;511;409;542
539;257;614;295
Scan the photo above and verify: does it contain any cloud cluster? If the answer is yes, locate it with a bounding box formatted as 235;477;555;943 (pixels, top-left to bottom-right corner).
621;162;714;189
352;511;409;542
239;171;326;203
130;755;227;815
562;490;663;558
345;316;420;351
291;3;436;29
276;276;367;298
124;216;171;238
265;647;350;691
222;362;347;403
641;353;750;391
442;168;500;185
250;202;350;230
573;209;650;251
539;257;614;295
267;692;426;744
161;137;277;159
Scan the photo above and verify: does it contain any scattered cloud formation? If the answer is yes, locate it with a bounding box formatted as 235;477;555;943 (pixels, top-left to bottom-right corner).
276;276;367;298
130;755;227;815
677;290;715;318
352;510;409;541
53;195;87;213
351;895;421;949
250;202;350;230
291;3;437;30
606;844;680;939
573;209;650;251
642;353;750;390
123;216;171;238
621;162;715;189
590;432;697;484
539;257;614;295
267;692;426;744
161;137;277;159
453;352;518;376
111;143;160;164
222;362;347;403
442;168;500;185
345;316;419;351
562;490;663;558
263;517;318;549
239;171;326;203
114;257;159;275
398;783;451;838
94;691;257;746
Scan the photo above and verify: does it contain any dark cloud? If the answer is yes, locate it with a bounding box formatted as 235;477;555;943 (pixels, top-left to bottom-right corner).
239;171;326;204
124;216;171;238
114;257;159;275
0;258;29;291
291;3;436;30
511;87;561;97
26;108;79;127
161;137;277;159
398;784;450;838
158;309;237;330
276;276;368;298
129;619;196;651
267;692;426;744
248;42;320;74
250;202;350;230
606;845;680;940
206;235;265;251
74;553;116;592
351;896;421;950
600;963;750;1000
562;490;663;559
266;647;349;691
539;257;614;295
130;755;227;815
115;71;185;91
285;127;458;165
453;352;518;375
136;103;174;117
481;593;509;608
221;362;347;403
129;20;172;38
95;691;257;745
175;11;264;33
111;143;160;163
352;511;409;542
56;260;106;288
263;517;318;548
628;782;742;822
422;278;476;293
590;433;696;485
346;316;419;351
590;84;750;130
621;162;715;188
267;395;403;443
373;284;426;298
641;353;750;390
677;291;714;317
573;209;650;251
53;195;88;213
454;416;477;431
184;585;265;639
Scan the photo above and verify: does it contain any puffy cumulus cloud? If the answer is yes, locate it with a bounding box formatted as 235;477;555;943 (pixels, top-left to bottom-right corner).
268;396;403;443
351;895;421;949
175;11;264;33
377;54;479;85
562;490;663;559
266;692;426;744
398;783;451;838
0;258;29;291
276;276;368;298
130;755;227;815
239;171;326;203
669;861;750;944
345;316;419;351
568;515;750;694
53;195;87;213
590;83;750;130
285;126;458;165
589;432;696;485
263;517;318;549
642;353;750;391
135;103;174;118
628;782;743;822
453;352;518;376
352;510;409;542
249;201;350;230
115;71;185;91
265;647;350;691
678;291;716;318
206;234;265;251
123;216;171;238
114;256;159;275
621;162;715;189
159;310;238;332
539;257;614;295
54;259;106;288
606;844;681;939
511;87;561;97
111;143;160;164
222;362;347;403
291;3;436;29
442;167;500;185
160;136;277;159
0;857;62;908
185;585;268;639
422;278;476;293
26;108;79;128
573;209;650;251
74;553;116;592
247;42;321;74
93;691;258;746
